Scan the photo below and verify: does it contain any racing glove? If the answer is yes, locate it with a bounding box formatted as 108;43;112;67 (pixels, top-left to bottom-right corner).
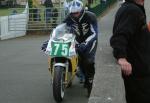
76;42;87;54
41;40;48;52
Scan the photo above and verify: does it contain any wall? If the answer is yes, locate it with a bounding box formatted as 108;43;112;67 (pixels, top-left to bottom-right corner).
0;3;28;40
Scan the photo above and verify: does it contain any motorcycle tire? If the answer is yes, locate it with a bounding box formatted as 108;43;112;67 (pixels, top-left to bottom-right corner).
53;66;65;103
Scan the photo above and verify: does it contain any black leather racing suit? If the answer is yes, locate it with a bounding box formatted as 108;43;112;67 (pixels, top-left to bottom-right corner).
64;10;98;93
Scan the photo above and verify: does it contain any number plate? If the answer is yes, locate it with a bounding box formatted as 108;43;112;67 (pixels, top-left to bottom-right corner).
51;42;69;57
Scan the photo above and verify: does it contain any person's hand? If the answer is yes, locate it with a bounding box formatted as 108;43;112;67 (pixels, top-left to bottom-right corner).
41;40;48;52
118;58;132;76
148;21;150;32
75;42;87;54
79;43;87;51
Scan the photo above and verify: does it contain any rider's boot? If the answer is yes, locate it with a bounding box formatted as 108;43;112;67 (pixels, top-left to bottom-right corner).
86;78;93;97
84;79;88;88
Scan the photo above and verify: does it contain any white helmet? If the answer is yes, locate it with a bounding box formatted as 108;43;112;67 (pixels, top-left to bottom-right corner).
69;0;83;13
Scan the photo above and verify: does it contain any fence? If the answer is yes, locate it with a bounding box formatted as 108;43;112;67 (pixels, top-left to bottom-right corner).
0;0;118;40
27;7;66;30
7;0;117;31
8;7;66;31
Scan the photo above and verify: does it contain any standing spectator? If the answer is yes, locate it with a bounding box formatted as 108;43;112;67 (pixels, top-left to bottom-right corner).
32;0;41;21
63;0;69;15
44;0;53;23
51;8;58;27
110;0;150;103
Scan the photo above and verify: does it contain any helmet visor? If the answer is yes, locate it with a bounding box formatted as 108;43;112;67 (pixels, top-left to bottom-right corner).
70;12;80;17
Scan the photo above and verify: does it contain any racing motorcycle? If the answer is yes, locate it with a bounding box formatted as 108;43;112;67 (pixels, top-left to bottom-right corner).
45;23;78;103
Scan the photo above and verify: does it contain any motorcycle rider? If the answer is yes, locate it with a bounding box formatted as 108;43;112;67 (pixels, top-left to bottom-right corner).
63;0;98;97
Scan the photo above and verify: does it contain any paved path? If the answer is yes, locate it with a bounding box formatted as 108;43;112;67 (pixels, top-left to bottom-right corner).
89;1;150;103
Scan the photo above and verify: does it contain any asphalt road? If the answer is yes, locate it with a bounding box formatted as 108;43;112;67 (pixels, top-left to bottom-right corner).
0;35;88;103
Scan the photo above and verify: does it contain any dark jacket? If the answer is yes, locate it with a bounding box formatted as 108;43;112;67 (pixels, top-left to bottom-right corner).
64;10;98;44
64;10;98;63
110;2;150;77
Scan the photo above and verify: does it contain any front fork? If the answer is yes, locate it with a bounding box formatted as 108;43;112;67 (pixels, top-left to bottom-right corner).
49;58;69;87
65;61;69;87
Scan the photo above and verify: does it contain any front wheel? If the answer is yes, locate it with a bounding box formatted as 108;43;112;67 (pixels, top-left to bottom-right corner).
53;66;65;103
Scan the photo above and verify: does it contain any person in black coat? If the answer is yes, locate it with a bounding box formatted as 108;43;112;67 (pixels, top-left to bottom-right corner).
110;0;150;103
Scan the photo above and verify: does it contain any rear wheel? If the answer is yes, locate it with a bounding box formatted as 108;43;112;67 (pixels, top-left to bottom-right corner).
53;66;65;103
